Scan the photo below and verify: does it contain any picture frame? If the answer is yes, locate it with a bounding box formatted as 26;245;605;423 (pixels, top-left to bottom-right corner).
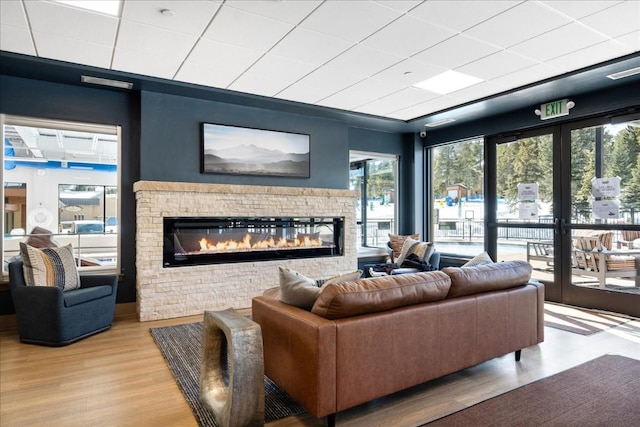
201;123;310;178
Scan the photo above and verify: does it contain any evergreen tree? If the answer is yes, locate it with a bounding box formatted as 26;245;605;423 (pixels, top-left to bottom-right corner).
621;153;640;209
433;145;458;197
610;125;640;186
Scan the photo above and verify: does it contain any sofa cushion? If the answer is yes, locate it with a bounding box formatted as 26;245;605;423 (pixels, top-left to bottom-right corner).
311;271;451;319
278;267;321;310
19;243;80;291
63;285;113;307
443;260;532;298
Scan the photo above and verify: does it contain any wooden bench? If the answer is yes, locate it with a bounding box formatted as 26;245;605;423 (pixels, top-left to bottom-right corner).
572;234;639;288
526;240;554;268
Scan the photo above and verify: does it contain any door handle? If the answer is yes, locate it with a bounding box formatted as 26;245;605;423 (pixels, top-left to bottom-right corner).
554;218;568;235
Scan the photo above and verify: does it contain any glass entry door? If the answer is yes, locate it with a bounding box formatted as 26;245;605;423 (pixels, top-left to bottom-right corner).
487;115;640;317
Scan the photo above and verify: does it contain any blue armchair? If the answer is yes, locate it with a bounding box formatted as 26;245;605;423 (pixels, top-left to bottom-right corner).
8;261;118;346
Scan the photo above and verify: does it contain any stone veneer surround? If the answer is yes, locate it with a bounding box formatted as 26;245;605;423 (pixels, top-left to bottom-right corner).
134;181;358;321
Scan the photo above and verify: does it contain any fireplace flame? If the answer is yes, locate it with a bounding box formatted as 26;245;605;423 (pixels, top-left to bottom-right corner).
197;233;323;253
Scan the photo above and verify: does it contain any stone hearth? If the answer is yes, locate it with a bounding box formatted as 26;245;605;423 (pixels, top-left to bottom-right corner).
134;181;357;321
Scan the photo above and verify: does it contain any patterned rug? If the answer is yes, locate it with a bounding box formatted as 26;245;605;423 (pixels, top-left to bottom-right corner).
544;302;633;335
150;321;305;426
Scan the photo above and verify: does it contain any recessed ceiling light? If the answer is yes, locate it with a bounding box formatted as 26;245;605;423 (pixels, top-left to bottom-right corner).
606;66;640;80
54;0;121;16
424;118;456;128
81;75;133;90
413;70;483;95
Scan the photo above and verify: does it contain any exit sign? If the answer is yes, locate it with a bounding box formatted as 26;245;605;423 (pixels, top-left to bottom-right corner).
539;99;570;120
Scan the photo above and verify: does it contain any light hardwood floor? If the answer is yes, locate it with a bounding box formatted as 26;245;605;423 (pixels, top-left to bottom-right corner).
1;308;638;427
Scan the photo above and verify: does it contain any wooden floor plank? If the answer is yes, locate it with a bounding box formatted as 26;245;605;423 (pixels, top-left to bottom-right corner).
1;309;638;427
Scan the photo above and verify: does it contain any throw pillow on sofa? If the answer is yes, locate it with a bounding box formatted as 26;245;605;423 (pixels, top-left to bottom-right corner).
462;251;494;267
19;243;80;291
273;268;363;304
278;267;321;310
396;237;434;266
318;269;363;286
388;233;420;261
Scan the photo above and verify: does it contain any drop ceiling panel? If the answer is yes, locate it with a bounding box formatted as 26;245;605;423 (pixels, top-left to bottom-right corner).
546;39;631;71
34;33;113;68
374;1;424;14
372;58;447;86
387;96;461;120
458;50;539;81
300;0;401;42
412;34;500;70
509;22;609;62
493;63;561;90
0;1;29;29
356;87;439;116
116;20;197;59
0;26;35;56
409;0;521;32
231;54;317;95
360;15;456;58
202;6;293;52
224;0;321;25
269;27;354;66
318;78;406;110
121;0;221;37
325;44;404;78
24;1;118;46
112;48;183;80
579;1;640;38
464;1;571;48
539;0;624;20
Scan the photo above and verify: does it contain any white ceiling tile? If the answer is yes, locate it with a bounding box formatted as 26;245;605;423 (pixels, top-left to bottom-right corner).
546;40;631;72
180;38;263;87
615;29;640;51
412;34;500;69
360;15;456;58
121;0;221;37
326;44;404;78
374;1;424;14
301;0;402;42
447;80;509;104
508;23;609;62
112;48;182;80
277;82;338;105
464;1;571;48
373;59;448;86
1;0;29;29
492;63;561;91
539;0;624;20
33;32;113;68
0;25;35;55
458;50;539;81
318;78;406;110
356;87;438;116
243;54;317;85
176;60;240;89
24;1;117;46
387;96;462;120
269;27;354;66
224;0;321;25
116;20;197;60
202;5;293;52
409;1;521;32
229;73;292;98
580;1;640;38
282;66;366;102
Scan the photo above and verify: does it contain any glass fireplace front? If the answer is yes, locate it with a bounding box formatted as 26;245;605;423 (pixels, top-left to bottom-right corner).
163;216;344;267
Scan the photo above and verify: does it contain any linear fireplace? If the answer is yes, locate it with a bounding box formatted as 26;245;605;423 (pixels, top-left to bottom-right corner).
163;216;344;267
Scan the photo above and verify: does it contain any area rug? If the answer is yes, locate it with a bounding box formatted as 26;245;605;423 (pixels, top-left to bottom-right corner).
423;355;640;426
544;302;633;335
150;322;305;427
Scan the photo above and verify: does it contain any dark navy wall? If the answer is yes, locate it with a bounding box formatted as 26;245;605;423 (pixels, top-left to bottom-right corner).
139;91;349;189
0;74;139;311
0;74;411;314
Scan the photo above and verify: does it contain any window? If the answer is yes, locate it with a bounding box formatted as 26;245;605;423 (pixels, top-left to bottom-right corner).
430;137;485;255
349;151;398;248
2;115;120;274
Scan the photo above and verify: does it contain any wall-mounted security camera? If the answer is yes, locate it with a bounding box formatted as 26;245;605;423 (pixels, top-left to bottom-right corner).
419;131;427;139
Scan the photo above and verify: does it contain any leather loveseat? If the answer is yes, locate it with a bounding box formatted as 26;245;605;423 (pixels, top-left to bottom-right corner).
252;260;544;426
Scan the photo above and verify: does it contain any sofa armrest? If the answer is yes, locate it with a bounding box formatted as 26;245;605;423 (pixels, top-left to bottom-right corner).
252;296;337;418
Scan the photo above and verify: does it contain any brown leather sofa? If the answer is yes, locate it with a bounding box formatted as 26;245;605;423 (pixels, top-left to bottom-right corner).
252;260;544;426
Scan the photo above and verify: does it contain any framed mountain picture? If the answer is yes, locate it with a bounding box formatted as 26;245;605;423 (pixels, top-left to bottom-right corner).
201;123;310;178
